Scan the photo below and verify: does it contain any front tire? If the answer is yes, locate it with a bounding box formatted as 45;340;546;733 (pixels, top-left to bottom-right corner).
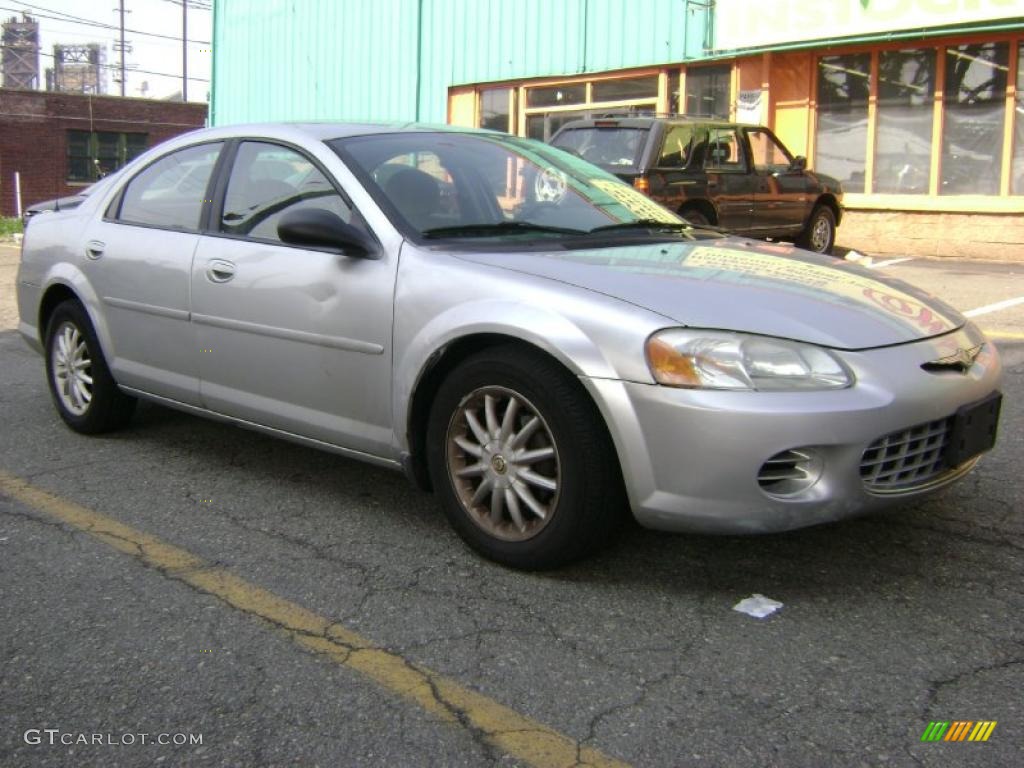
798;204;837;254
45;300;136;434
426;346;624;569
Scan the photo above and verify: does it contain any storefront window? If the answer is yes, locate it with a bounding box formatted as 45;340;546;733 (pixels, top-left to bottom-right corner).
815;53;871;193
1013;42;1024;194
526;110;592;142
668;70;681;114
526;84;586;108
940;42;1008;195
874;49;935;194
685;65;730;117
480;88;513;133
592;76;658;103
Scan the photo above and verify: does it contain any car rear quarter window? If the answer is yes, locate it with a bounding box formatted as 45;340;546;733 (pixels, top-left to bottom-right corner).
657;125;696;168
220;141;358;242
116;142;222;231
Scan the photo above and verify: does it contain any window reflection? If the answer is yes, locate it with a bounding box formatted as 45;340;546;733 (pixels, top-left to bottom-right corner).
815;54;871;193
874;49;935;194
940;43;1008;195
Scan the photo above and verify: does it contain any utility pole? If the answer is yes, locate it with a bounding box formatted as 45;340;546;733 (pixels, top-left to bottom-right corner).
118;0;126;97
182;0;187;102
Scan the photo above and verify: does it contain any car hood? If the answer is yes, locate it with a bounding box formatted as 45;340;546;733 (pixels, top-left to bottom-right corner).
455;239;963;349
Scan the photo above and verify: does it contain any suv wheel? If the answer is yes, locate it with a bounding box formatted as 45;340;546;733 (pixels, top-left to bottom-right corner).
681;209;710;227
798;205;836;254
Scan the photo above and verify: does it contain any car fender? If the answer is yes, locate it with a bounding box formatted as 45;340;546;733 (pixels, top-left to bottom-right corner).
37;263;117;364
393;297;620;450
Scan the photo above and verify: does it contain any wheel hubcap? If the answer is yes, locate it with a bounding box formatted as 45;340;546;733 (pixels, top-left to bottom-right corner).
51;321;93;416
811;216;831;251
446;386;561;542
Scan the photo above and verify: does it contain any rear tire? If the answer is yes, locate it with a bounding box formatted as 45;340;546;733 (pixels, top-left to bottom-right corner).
797;204;836;254
681;208;710;227
426;346;624;569
45;300;136;434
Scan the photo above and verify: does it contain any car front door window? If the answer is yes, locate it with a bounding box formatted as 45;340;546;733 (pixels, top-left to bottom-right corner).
221;141;360;240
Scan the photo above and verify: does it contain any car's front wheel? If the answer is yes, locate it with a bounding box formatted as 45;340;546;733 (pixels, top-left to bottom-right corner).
426;346;623;569
798;204;837;254
45;300;136;434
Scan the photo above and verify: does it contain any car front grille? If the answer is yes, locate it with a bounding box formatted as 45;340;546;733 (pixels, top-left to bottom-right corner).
860;417;953;493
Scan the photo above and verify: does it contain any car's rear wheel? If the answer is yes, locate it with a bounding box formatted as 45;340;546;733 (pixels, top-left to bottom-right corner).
45;300;136;434
426;346;623;569
681;208;710;227
798;204;837;254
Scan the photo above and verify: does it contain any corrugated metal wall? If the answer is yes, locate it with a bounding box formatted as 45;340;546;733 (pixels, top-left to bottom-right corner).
212;0;710;126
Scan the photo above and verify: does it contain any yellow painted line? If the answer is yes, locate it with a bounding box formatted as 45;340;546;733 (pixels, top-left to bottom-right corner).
0;470;630;768
983;330;1024;340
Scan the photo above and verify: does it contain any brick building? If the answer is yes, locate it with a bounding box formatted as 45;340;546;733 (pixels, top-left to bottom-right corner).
0;89;207;217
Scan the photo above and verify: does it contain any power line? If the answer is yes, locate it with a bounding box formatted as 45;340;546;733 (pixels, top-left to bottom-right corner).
0;3;211;45
0;43;209;82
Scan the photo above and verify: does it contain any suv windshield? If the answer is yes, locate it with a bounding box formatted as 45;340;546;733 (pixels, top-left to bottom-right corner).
329;131;683;243
550;126;648;169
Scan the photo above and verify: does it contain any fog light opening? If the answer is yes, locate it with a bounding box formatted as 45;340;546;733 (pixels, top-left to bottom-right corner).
758;448;823;497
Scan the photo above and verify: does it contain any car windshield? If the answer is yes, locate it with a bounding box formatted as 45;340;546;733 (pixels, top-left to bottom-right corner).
550;126;648;169
329;131;687;243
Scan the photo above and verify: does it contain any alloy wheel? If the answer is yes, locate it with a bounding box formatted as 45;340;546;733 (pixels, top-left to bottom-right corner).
50;321;93;416
445;386;561;542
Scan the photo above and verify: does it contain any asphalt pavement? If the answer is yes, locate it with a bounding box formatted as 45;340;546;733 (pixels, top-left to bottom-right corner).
1;243;1022;767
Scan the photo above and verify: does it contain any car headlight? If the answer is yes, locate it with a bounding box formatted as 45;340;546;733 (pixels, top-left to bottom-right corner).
645;329;852;391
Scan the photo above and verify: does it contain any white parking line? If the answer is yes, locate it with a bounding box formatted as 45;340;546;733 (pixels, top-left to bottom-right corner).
964;296;1024;318
867;257;914;269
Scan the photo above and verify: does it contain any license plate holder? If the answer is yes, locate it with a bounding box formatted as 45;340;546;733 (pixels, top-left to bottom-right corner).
945;391;1002;467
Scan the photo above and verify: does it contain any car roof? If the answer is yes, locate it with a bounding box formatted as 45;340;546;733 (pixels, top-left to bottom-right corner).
553;116;764;131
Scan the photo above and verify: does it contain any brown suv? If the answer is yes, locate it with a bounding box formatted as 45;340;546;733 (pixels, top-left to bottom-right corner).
550;116;843;254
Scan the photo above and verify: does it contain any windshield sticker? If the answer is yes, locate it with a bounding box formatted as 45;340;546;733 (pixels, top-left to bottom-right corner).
589;179;680;224
534;168;569;203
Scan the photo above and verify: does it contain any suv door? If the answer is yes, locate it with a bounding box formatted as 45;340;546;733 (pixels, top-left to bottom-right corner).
700;125;754;232
190;140;397;457
82;141;223;405
745;127;812;236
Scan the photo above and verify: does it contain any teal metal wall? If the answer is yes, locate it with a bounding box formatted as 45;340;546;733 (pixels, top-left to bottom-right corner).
211;0;710;126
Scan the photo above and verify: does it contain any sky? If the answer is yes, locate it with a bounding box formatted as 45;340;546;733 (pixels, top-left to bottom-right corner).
2;0;212;102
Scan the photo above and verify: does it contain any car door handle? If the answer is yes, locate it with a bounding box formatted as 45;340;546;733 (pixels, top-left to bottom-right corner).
85;240;105;260
206;259;236;283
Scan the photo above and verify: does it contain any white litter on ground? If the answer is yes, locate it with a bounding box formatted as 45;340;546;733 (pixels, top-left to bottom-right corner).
732;594;783;619
843;249;865;261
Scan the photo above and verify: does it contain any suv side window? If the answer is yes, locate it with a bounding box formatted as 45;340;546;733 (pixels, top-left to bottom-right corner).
117;142;222;230
657;125;696;168
704;127;747;172
747;129;793;173
221;141;360;241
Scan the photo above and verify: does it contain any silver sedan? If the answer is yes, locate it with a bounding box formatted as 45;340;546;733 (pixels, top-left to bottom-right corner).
16;123;1003;568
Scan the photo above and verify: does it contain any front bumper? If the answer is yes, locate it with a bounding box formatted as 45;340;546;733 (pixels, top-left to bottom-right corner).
583;326;1002;534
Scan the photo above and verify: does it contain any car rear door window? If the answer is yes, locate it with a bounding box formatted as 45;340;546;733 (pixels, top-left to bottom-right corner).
117;142;221;231
704;127;747;172
220;141;358;241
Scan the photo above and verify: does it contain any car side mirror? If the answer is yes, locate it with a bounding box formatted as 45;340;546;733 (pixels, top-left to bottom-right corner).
277;208;379;259
789;156;807;172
